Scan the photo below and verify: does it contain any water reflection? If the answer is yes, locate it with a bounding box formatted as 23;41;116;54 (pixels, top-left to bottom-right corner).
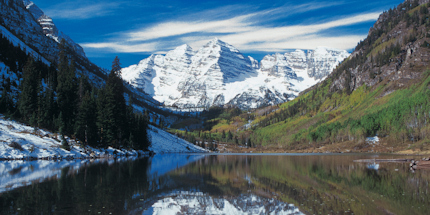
0;154;429;215
0;158;132;193
141;191;303;214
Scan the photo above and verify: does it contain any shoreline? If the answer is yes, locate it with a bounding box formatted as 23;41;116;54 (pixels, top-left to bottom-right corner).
216;138;430;155
0;151;153;161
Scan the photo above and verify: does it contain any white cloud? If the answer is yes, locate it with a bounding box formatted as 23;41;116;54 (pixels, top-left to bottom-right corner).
82;4;379;54
239;35;368;52
127;14;256;42
81;42;159;53
45;2;121;19
217;12;380;46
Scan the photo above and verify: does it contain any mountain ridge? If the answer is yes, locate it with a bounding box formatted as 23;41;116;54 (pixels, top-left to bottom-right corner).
122;38;349;109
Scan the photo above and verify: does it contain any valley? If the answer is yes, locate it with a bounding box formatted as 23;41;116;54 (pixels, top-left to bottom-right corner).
1;0;430;156
167;0;430;155
2;1;430;214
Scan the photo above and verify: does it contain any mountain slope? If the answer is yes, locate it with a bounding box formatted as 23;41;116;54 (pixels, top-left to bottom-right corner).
0;0;202;152
0;0;177;120
243;0;430;153
0;115;206;160
122;38;349;109
0;0;106;86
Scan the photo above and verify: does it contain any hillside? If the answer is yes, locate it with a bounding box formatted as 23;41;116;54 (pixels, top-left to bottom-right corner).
0;114;206;160
0;0;205;154
173;0;430;154
247;0;430;153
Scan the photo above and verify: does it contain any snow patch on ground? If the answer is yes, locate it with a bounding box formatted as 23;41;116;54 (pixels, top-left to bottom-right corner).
149;125;208;154
366;136;379;145
0;115;206;160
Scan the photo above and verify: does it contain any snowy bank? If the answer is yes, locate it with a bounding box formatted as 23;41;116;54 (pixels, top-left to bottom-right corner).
148;125;208;153
0;115;206;160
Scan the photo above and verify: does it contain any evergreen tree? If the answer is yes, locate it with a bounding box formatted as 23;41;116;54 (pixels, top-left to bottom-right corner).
75;91;98;147
18;58;39;123
0;77;14;115
96;88;109;146
56;40;77;134
227;130;233;141
39;87;55;130
99;56;127;147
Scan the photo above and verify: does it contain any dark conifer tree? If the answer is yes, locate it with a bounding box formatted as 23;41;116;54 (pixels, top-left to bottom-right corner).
75;90;98;147
132;114;149;151
0;76;13;115
96;88;108;146
56;40;77;134
18;58;39;123
39;87;55;130
103;56;127;147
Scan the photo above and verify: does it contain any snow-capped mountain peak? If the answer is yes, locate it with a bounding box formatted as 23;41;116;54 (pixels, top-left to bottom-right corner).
166;44;194;57
122;38;350;109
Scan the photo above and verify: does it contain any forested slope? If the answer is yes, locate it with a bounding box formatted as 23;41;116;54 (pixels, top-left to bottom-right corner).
172;0;430;153
247;0;430;152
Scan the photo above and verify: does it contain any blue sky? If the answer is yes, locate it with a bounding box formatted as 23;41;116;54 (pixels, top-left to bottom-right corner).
33;0;403;69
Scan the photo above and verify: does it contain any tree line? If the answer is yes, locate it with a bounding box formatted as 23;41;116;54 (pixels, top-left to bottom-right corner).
0;37;149;151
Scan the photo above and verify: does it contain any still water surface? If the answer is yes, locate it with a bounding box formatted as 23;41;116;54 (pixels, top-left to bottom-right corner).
0;153;429;214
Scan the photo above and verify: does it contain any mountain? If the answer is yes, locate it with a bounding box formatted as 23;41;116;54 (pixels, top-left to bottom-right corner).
0;0;203;152
22;0;86;58
0;0;106;87
0;0;170;115
122;38;349;109
197;0;430;153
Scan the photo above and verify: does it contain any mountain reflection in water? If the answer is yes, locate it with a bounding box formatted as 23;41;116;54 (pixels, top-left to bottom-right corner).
0;154;429;215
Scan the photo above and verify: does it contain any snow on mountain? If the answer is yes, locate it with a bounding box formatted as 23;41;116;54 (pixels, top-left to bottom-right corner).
0;0;106;88
0;25;50;65
22;0;86;57
122;39;349;109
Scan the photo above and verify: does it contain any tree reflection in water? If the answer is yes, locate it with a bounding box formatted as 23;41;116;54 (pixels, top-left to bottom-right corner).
0;154;429;215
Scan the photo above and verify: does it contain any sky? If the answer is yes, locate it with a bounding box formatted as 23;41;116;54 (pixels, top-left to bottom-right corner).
32;0;404;69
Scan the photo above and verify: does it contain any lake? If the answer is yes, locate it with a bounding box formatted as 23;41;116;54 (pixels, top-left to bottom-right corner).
0;153;429;214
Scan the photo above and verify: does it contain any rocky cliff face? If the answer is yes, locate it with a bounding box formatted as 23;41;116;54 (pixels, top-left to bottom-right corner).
24;0;86;58
327;0;430;95
122;39;349;109
0;0;104;86
1;0;85;60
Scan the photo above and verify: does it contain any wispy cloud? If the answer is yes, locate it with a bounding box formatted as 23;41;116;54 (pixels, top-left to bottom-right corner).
82;42;158;53
127;14;256;42
45;2;121;20
82;3;379;54
218;12;380;46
